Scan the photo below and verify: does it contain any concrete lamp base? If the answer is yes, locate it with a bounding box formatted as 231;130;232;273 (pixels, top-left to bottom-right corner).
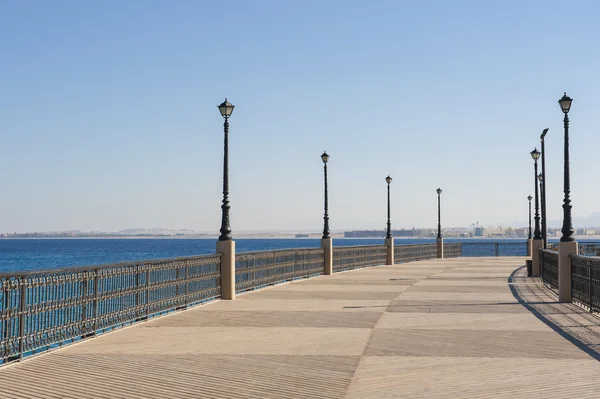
558;240;578;303
216;240;236;300
385;238;394;265
322;238;333;275
531;239;543;277
436;237;444;259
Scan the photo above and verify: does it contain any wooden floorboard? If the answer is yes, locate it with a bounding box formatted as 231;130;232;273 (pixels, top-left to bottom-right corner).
1;257;600;398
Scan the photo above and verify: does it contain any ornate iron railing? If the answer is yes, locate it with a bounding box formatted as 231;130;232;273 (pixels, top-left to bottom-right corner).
394;243;437;264
0;254;220;366
461;242;527;257
332;245;387;272
577;242;600;256
235;248;324;292
570;254;600;313
540;249;558;293
443;243;462;258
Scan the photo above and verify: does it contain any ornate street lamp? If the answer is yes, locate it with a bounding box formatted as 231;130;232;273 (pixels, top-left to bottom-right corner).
436;188;442;239
530;148;542;240
527;195;533;239
321;151;330;239
385;176;392;239
217;98;234;241
558;93;574;242
540;128;549;248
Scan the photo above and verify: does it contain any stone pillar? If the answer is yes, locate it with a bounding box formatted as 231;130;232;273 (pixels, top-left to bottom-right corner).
216;240;236;300
531;239;543;277
385;238;394;265
527;238;532;257
436;237;444;259
558;240;577;303
322;238;333;275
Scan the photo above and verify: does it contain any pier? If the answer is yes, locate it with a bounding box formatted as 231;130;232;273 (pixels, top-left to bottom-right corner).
1;243;600;398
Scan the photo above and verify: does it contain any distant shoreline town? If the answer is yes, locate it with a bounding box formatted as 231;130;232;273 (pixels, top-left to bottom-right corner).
2;226;600;239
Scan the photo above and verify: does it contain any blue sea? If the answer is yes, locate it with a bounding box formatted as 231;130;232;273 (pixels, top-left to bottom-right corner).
0;237;595;273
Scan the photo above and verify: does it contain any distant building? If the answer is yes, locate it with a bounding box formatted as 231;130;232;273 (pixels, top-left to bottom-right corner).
344;229;417;238
474;227;485;237
344;230;385;238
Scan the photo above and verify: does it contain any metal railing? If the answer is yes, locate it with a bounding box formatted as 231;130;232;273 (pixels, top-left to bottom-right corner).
235;248;324;292
461;242;527;257
394;243;437;264
570;254;600;313
443;243;462;258
332;245;387;272
0;254;221;365
540;249;558;293
578;242;600;256
2;239;547;367
547;242;600;255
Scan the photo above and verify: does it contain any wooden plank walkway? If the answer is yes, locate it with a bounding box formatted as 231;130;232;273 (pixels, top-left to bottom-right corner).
1;257;600;398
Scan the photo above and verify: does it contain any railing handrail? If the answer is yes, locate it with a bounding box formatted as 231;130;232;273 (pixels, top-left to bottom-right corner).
0;253;223;278
333;244;387;250
461;241;527;245
542;249;559;254
394;243;437;247
235;247;324;258
570;253;600;260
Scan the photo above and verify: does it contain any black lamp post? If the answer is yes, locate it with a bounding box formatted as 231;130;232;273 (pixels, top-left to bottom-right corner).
538;173;545;244
386;176;392;239
558;93;574;242
540;128;549;248
218;98;234;241
527;195;533;239
531;148;542;240
436;188;442;239
321;152;330;239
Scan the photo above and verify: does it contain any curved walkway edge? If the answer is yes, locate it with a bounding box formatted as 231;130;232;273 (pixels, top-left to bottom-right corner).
1;257;600;398
509;265;600;361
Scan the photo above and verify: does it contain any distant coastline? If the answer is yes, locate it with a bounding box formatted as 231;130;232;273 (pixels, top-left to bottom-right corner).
3;235;600;240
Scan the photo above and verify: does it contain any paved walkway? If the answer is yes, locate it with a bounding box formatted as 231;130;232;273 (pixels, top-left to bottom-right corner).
1;257;600;398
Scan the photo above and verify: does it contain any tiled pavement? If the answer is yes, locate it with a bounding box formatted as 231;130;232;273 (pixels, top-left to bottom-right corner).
1;257;599;398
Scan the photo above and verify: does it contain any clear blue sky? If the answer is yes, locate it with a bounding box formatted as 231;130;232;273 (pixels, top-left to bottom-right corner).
1;0;600;233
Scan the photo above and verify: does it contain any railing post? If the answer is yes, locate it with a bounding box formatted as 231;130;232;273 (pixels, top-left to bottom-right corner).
175;266;180;298
184;261;189;304
216;240;236;300
82;276;88;332
531;239;543;277
527;238;532;257
18;277;26;360
321;237;333;275
495;243;499;257
558;240;577;302
92;270;99;334
145;269;150;317
385;238;394;265
540;250;544;280
135;270;140;309
588;259;593;312
437;237;444;259
2;283;7;353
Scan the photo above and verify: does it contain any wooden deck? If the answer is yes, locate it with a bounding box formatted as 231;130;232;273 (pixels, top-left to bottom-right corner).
1;257;600;398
